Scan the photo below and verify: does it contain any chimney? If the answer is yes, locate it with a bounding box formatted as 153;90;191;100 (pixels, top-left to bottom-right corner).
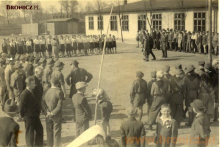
124;0;127;4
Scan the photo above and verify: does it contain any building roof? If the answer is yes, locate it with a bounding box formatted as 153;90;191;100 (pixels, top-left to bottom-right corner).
46;17;79;22
86;0;218;15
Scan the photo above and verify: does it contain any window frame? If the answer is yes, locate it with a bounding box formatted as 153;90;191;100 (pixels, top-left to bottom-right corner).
193;12;206;32
152;13;162;30
122;15;129;31
138;14;146;31
174;13;185;31
88;16;94;30
110;15;118;31
98;16;103;30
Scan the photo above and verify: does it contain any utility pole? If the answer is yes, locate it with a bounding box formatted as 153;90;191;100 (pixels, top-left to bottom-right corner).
208;0;212;65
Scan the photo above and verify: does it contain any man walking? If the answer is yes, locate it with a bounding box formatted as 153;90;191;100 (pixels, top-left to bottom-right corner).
143;32;156;61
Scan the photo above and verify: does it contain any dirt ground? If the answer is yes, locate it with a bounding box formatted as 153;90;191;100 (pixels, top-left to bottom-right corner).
0;36;219;147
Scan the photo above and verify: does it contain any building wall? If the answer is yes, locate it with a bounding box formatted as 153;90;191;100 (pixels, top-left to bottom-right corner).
85;9;218;39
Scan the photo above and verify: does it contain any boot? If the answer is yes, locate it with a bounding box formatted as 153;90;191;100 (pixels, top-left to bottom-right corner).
185;112;193;126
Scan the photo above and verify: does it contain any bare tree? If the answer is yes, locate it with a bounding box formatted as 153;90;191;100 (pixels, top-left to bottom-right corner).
0;1;12;24
69;0;78;16
85;1;94;12
59;0;69;16
49;5;56;15
112;0;125;42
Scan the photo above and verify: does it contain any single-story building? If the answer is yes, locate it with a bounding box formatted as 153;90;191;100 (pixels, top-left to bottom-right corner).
85;0;218;39
46;17;79;35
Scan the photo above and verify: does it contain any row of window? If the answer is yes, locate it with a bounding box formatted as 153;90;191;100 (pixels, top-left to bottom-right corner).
88;12;206;32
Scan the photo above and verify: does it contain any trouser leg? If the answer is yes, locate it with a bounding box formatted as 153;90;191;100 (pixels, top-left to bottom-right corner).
46;117;54;147
34;116;43;147
54;117;62;147
25;117;35;147
150;51;156;59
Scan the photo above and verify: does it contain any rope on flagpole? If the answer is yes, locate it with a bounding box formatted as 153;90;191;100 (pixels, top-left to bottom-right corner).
94;5;114;125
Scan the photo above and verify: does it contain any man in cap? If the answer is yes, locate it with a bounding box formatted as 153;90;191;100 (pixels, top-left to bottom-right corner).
25;56;35;77
42;77;64;147
72;82;92;137
146;71;169;130
65;60;93;99
42;58;55;92
20;76;43;147
184;65;200;126
0;58;7;106
10;63;24;104
130;71;147;121
170;69;186;127
120;106;145;147
189;99;211;147
5;59;15;100
0;99;20;146
51;61;67;99
143;32;156;61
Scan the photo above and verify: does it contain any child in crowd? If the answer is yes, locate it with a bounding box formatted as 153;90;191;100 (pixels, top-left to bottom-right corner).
155;103;178;147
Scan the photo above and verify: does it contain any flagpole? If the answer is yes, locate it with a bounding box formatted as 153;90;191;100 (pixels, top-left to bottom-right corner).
94;5;114;125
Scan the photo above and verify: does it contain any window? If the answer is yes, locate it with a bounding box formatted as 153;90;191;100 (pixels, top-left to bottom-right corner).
174;13;185;31
98;16;103;30
152;14;162;30
194;12;206;31
138;15;146;31
110;16;117;31
88;17;94;30
122;15;129;31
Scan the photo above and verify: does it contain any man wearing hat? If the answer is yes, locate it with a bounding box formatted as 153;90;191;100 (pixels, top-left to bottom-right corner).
170;69;186;127
10;63;24;104
65;60;93;99
184;65;200;126
0;58;7;106
5;59;15;100
130;71;147;121
0;99;20;146
51;61;67;99
20;76;43;146
72;82;92;137
189;99;211;147
146;71;168;130
25;56;35;77
42;58;55;92
120;107;145;147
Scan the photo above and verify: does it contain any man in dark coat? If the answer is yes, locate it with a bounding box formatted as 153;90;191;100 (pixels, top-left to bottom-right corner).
20;76;43;147
120;107;145;147
0;99;20;147
65;60;93;98
143;33;156;61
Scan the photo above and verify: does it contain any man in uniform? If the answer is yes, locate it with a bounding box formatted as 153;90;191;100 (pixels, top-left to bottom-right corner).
72;82;92;137
161;31;167;58
184;65;200;126
65;60;93;99
5;59;15;100
46;35;52;58
51;61;67;99
25;56;35;77
0;58;6;106
182;31;187;52
42;58;54;92
156;29;161;50
202;31;208;54
143;32;156;61
34;36;40;58
170;69;186;127
10;63;24;104
168;29;174;50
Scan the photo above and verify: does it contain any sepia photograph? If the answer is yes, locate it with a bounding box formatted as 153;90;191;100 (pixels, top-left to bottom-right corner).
0;0;219;147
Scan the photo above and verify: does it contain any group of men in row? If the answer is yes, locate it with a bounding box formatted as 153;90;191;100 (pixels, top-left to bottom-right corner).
0;52;96;147
1;34;117;59
137;28;219;60
130;59;219;130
